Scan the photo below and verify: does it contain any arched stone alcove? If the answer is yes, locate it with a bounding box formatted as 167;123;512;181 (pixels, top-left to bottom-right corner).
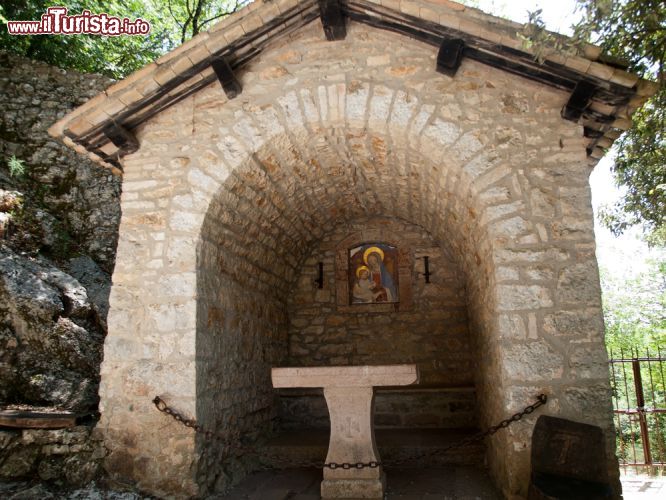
98;22;617;499
282;217;475;431
194;120;495;491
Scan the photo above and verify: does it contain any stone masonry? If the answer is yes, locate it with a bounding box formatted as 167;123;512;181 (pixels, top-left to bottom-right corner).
95;18;619;499
280;216;476;431
0;51;120;269
287;217;472;387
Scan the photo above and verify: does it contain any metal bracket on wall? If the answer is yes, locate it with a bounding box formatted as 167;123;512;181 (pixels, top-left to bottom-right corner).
315;262;324;289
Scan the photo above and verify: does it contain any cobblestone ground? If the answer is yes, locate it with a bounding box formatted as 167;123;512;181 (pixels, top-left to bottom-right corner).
621;474;666;500
2;472;662;498
217;466;500;499
0;480;154;499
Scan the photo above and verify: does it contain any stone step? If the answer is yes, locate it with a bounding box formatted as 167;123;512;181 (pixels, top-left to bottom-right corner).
259;428;486;469
218;466;501;500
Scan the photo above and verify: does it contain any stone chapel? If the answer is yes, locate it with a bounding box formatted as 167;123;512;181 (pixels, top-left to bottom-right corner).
48;0;657;498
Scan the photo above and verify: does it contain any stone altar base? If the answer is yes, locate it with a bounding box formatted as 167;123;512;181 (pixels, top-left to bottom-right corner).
321;476;386;499
321;386;385;499
272;365;419;499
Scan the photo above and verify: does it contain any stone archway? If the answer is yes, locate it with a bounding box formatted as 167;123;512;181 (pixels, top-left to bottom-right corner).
98;22;616;498
195;121;497;492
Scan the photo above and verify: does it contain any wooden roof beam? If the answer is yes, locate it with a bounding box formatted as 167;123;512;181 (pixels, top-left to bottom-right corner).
211;57;242;99
562;80;597;121
102;123;139;157
436;38;465;77
319;0;346;40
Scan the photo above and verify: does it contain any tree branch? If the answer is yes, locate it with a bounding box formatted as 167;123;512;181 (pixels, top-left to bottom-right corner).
168;0;185;30
191;0;206;37
201;0;243;29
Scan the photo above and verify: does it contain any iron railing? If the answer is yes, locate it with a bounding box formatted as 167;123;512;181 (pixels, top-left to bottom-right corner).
609;348;666;474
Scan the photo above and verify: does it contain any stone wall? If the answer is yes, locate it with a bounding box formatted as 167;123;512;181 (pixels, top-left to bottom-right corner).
102;21;618;498
279;387;477;430
0;51;120;270
196;225;290;491
0;426;103;487
0;53;119;487
287;217;472;386
281;216;476;430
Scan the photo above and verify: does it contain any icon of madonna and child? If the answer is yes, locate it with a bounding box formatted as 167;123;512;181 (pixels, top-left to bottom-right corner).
349;243;399;304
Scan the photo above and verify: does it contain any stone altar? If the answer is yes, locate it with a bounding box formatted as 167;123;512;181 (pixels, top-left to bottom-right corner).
272;364;419;499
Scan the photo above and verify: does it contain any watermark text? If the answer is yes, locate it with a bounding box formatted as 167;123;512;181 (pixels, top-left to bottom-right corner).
6;7;151;36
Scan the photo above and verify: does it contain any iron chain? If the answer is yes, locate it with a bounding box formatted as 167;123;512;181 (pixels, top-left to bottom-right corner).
381;393;547;467
325;460;381;469
152;393;547;469
153;396;243;447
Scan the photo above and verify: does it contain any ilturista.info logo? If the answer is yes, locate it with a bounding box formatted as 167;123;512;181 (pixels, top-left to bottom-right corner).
6;7;151;36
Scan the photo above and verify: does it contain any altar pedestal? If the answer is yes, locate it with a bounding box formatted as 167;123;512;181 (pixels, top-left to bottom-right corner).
272;364;419;499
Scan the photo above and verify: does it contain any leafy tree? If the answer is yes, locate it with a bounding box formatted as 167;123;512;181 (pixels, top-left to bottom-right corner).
525;0;665;246
577;0;666;247
602;256;666;355
599;93;665;247
0;1;246;78
602;255;666;463
166;0;248;44
1;1;170;78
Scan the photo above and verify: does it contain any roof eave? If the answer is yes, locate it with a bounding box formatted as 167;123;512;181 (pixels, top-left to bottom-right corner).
48;0;659;173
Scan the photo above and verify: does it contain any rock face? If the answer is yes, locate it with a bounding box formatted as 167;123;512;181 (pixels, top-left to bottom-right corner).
0;52;120;485
0;50;120;270
0;247;106;413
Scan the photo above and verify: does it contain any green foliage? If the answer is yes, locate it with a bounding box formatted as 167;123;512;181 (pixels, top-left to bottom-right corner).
570;0;665;78
575;0;665;246
604;254;666;466
7;155;26;177
599;87;666;246
518;9;579;63
165;0;249;44
524;0;666;245
0;1;247;79
1;1;171;78
601;257;666;354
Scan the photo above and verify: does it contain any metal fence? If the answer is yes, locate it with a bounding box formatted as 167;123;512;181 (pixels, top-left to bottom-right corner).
609;348;666;474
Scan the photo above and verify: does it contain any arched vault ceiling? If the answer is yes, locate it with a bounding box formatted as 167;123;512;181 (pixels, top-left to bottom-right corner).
200;124;492;302
159;23;582;310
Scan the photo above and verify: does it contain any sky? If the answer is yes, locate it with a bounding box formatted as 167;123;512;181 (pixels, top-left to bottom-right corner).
474;0;581;34
472;0;664;277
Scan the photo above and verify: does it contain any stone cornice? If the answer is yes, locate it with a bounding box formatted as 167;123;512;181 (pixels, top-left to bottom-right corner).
47;0;658;174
